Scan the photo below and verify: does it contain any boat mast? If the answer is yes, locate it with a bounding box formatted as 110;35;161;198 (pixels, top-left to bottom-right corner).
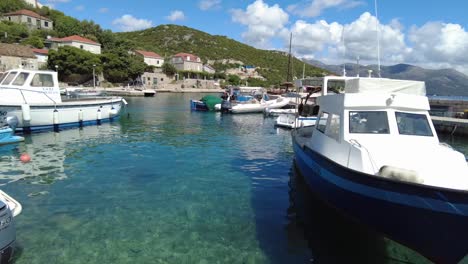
286;32;292;91
375;0;381;78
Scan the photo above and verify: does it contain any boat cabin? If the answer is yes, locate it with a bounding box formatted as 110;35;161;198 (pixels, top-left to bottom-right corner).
300;77;468;189
0;69;61;104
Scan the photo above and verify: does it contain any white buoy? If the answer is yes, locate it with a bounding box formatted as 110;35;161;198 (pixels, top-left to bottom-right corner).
78;110;83;122
53;109;59;125
21;104;31;122
122;99;128;105
97;109;102;120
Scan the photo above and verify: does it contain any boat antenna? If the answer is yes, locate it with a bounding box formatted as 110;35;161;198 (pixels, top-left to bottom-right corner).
374;0;381;78
286;32;292;84
342;27;346;77
356;56;360;77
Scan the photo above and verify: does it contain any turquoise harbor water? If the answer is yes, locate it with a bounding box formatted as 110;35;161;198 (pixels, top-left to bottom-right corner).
0;94;466;264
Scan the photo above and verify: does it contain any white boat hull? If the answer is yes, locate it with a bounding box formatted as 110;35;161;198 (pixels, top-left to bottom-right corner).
0;97;124;132
231;97;289;114
275;114;317;129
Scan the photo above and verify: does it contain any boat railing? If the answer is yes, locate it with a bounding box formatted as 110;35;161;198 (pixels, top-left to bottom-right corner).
348;139;378;174
0;86;58;106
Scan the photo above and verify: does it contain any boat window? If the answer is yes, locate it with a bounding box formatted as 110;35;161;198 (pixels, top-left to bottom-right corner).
395;112;433;137
31;73;54;87
326;114;340;141
2;72;17;85
349;111;390;134
12;72;29;86
0;73;7;84
317;112;329;133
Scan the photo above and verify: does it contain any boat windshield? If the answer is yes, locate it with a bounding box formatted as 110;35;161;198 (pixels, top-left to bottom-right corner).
349;111;390;134
12;72;29;86
1;71;17;85
0;72;7;84
395;112;433;137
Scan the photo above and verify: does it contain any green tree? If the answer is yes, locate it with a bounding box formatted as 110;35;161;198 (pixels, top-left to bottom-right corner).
0;0;29;13
21;36;44;48
0;21;29;43
47;46;101;82
227;74;241;85
162;62;177;77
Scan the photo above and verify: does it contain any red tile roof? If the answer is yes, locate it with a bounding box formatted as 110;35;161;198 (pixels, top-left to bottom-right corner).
4;9;51;21
47;35;100;45
135;50;162;59
173;53;200;62
31;48;48;55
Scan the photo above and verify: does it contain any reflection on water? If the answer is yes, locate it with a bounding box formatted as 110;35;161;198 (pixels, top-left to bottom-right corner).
287;163;431;264
0;125;121;187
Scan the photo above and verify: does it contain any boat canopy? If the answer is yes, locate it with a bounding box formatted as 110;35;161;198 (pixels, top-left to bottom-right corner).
344;78;426;96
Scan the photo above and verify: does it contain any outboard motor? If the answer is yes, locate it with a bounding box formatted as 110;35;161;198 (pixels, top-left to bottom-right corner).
0;200;15;264
221;100;232;113
5;116;18;132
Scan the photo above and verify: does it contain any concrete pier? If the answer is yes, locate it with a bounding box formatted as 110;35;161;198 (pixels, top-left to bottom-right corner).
431;116;468;136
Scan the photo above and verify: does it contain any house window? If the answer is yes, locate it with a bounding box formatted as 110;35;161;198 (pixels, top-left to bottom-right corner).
157;60;160;65
45;21;49;27
8;17;11;21
186;56;190;61
80;45;84;49
153;78;158;84
27;17;32;23
317;112;329;133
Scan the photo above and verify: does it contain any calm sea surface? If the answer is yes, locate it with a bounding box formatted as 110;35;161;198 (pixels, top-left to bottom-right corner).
0;94;467;264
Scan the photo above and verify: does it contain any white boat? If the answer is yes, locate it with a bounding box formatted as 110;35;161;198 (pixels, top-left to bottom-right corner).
0;190;22;262
230;96;289;114
264;108;297;117
292;76;468;263
0;69;127;132
275;114;317;129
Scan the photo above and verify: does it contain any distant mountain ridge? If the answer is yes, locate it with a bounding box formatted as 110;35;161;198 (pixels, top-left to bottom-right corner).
305;59;468;96
117;25;332;86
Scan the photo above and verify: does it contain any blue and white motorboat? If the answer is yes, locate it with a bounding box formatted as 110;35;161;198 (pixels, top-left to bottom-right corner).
292;76;468;263
0;190;22;263
0;127;23;145
0;69;127;132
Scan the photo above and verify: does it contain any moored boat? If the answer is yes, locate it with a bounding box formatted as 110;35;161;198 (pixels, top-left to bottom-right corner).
0;190;22;263
0;69;127;132
293;76;468;263
0;127;24;145
275;114;317;129
190;95;223;111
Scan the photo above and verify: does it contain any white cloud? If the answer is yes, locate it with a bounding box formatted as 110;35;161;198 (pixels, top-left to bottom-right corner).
99;7;109;13
166;10;185;22
199;0;222;11
42;0;70;8
231;0;289;48
112;15;153;32
288;0;364;18
75;5;84;11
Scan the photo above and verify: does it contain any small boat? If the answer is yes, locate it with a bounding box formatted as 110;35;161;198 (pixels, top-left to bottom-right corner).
275;114;317;129
293;76;468;263
190;95;223;111
264;108;297;117
0;69;127;132
0;190;22;263
0;126;24;145
143;89;156;97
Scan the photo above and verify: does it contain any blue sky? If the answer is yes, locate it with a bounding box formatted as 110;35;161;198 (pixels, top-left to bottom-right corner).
41;0;468;74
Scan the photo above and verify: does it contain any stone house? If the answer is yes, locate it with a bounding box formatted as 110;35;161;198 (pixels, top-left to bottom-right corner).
31;48;48;68
1;9;53;30
141;72;171;88
135;50;164;68
45;35;101;55
0;43;38;71
170;53;202;72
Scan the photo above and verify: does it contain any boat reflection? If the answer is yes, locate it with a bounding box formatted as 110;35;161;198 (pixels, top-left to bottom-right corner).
287;163;431;264
0;124;121;186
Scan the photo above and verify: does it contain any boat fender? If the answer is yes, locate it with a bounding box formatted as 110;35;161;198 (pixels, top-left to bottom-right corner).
53;109;59;125
122;99;128;105
21;104;31;122
378;166;423;184
6;116;19;131
97;109;102;120
78;110;84;122
109;108;118;117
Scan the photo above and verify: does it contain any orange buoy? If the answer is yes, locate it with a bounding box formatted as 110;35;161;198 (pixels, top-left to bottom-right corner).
20;153;31;163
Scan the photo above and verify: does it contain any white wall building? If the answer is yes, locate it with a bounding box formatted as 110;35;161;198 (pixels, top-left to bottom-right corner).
45;35;101;55
135;50;164;68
